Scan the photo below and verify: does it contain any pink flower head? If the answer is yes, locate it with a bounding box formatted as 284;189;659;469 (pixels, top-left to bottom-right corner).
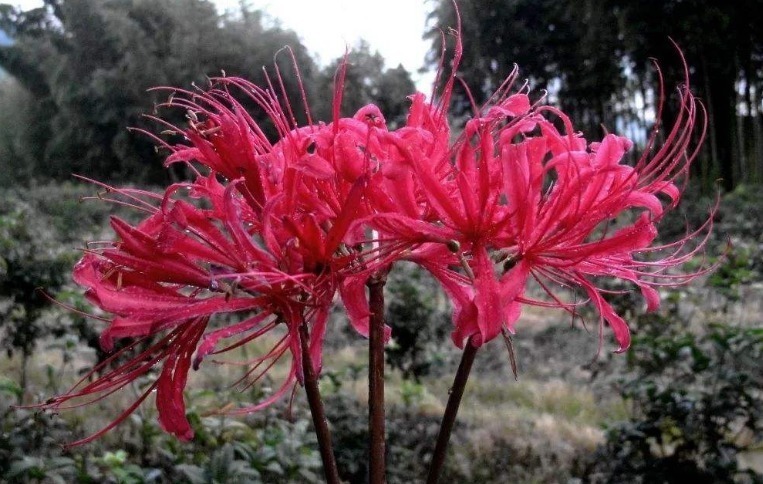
493;83;709;353
366;30;710;351
39;25;714;446
40;59;393;445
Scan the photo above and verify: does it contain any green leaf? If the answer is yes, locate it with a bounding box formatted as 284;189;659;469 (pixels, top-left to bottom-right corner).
0;376;23;398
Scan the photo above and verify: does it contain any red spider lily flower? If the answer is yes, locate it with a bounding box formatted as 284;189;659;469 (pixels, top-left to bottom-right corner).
156;69;396;337
361;64;542;347
365;30;710;352
40;179;321;446
36;23;714;447
493;82;709;353
365;94;537;348
39;58;394;444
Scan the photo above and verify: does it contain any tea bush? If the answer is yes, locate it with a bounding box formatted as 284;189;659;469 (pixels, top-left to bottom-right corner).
585;317;763;483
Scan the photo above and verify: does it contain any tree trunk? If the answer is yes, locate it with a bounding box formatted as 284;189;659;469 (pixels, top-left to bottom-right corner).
702;54;736;192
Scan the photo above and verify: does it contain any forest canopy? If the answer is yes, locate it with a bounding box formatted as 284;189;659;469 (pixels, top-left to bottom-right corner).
0;0;415;184
427;0;763;192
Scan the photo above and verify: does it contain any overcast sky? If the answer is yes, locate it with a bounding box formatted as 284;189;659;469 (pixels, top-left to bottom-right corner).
10;0;436;91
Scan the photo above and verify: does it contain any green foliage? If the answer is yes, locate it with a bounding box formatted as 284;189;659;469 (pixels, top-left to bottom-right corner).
427;0;622;134
0;78;39;186
715;185;763;253
97;449;159;483
0;404;77;483
0;182;122;368
384;264;449;381
18;181;117;242
0;404;324;483
0;0;318;184
586;317;763;483
708;248;756;300
0;1;418;186
399;379;425;407
326;392;591;483
0;193;69;359
173;420;322;484
667;183;763;301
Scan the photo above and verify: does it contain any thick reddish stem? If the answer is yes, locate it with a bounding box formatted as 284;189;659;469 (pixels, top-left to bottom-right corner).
367;274;387;484
426;339;479;484
299;323;340;484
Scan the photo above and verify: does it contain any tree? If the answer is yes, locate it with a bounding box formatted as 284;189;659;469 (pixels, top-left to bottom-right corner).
0;0;318;184
426;0;623;136
611;0;763;190
427;0;763;191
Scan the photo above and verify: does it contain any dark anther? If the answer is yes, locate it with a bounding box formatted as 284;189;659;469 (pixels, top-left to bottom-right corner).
503;255;520;273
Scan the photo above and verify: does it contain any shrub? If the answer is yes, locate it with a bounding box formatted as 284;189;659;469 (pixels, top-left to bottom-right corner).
585;317;763;483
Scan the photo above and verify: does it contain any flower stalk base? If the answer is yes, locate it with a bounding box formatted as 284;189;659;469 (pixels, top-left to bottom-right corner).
299;323;341;484
367;275;388;484
426;339;479;484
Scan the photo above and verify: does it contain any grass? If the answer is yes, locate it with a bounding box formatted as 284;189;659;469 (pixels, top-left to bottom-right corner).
4;318;625;455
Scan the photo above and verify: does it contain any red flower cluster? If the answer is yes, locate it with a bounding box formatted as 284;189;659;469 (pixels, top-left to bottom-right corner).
42;35;708;444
